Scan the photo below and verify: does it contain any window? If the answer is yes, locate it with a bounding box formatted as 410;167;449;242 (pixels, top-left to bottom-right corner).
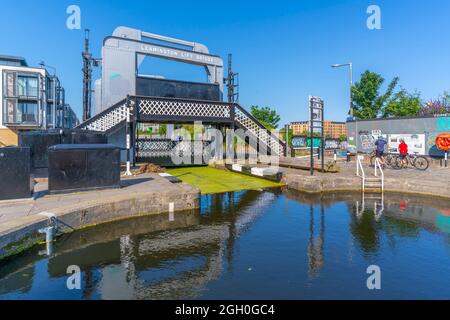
17;75;38;97
17;102;38;123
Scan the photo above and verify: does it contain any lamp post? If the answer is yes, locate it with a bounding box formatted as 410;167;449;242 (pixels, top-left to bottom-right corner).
39;61;58;129
332;63;353;118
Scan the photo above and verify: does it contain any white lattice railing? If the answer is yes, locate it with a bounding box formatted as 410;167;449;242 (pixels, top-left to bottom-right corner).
78;99;128;132
234;105;285;156
78;96;285;156
138;97;231;119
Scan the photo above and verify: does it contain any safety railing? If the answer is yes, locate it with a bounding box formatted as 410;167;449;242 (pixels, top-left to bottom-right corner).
356;155;365;191
77;98;128;133
234;103;286;156
374;157;384;192
77;96;286;156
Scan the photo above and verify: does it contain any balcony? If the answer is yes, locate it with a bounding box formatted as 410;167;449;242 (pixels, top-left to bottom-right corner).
3;99;40;127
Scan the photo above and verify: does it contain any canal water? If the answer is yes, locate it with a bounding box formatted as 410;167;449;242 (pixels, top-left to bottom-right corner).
0;189;449;300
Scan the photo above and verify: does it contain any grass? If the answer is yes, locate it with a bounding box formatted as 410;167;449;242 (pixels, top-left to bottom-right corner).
165;166;282;195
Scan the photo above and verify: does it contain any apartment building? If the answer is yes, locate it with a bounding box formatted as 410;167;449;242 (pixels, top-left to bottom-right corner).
0;55;78;146
290;120;347;139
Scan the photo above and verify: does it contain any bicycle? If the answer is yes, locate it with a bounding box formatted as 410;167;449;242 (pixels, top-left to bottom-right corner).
369;151;395;168
392;153;429;171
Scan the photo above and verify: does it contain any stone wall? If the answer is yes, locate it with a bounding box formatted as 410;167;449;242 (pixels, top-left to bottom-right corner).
347;115;450;156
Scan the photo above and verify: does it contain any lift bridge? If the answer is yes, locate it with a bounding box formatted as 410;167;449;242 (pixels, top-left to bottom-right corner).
78;27;285;165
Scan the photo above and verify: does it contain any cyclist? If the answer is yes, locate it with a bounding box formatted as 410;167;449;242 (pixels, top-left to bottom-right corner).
374;136;387;165
398;139;409;168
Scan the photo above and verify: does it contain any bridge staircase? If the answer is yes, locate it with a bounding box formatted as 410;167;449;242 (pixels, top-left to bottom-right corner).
77;96;286;157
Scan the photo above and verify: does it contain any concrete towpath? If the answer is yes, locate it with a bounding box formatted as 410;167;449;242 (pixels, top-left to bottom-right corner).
280;156;450;198
0;173;200;259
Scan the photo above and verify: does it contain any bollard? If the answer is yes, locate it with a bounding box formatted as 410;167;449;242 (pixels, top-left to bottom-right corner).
347;151;351;162
169;202;175;222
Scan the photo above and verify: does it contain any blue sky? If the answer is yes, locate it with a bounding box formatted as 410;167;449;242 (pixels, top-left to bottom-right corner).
1;0;449;125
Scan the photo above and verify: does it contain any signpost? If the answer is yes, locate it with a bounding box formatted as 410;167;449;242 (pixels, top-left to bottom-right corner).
309;96;325;175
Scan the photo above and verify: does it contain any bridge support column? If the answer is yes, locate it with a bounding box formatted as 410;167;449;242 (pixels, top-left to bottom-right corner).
166;124;174;140
124;95;133;176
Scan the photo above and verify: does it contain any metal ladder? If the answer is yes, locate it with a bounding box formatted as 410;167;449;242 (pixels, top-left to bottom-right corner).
356;155;384;193
356;192;384;221
356;155;385;220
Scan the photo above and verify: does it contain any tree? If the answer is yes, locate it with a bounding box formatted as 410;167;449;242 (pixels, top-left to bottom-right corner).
382;88;422;117
418;90;450;116
250;106;281;130
440;90;450;107
279;127;293;146
158;124;167;136
352;70;399;119
338;134;348;143
301;130;321;137
419;100;449;116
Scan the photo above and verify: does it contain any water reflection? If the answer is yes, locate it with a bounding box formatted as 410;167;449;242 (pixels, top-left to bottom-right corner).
0;189;449;300
307;203;325;278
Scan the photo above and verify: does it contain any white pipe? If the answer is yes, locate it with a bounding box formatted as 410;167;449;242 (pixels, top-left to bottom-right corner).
123;106;132;176
38;226;55;256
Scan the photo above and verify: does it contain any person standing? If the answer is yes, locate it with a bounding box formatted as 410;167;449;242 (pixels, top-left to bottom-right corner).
374;136;387;165
398;139;409;168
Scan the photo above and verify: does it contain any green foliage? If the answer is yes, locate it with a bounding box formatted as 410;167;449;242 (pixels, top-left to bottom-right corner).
300;130;321;137
383;88;422;117
338;134;348;142
279;127;294;146
352;70;399;119
182;124;195;138
441;90;450;105
158;124;167;136
250;106;281;130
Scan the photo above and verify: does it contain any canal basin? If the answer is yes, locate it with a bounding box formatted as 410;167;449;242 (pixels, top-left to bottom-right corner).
0;189;448;300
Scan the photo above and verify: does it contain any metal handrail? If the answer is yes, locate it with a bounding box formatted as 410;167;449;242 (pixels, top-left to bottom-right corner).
374;157;384;192
356;155;365;191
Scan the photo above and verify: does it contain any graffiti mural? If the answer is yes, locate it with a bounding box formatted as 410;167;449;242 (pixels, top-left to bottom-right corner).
437;117;450;132
292;136;307;148
435;134;450;151
292;136;346;150
325;139;339;149
360;134;376;151
428;117;450;158
359;131;388;152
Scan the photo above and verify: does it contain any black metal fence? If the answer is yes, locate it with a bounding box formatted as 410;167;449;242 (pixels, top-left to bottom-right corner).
0;147;32;200
19;129;107;169
135;138;213;167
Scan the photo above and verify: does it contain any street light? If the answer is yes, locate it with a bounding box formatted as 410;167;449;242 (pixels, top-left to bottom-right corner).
39;61;58;129
332;63;353;118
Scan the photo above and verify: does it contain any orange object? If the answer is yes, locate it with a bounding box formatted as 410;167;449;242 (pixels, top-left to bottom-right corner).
435;134;450;151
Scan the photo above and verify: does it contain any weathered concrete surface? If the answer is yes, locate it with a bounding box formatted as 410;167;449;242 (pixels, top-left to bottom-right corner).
0;174;199;259
283;157;450;199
